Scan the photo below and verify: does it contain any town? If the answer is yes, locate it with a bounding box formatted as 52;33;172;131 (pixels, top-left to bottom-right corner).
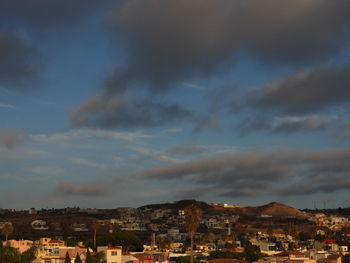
0;200;349;263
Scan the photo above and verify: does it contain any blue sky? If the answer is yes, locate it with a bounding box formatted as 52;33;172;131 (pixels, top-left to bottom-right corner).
1;0;350;209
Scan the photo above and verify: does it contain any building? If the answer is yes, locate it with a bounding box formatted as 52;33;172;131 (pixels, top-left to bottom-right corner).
98;246;123;263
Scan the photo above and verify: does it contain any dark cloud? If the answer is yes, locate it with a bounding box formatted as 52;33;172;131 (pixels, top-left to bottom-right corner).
56;181;110;196
131;147;350;198
0;129;28;149
252;64;350;113
70;93;197;129
0;0;111;28
0;0;113;90
107;0;350;93
237;115;333;135
167;143;207;156
0;31;41;89
74;0;350;129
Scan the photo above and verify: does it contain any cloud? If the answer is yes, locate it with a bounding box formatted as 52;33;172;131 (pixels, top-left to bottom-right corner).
238;115;334;135
0;0;110;29
72;158;107;169
70;93;197;129
167;143;208;155
131;146;183;164
56;181;110;196
27;166;63;176
0;0;113;91
32;128;151;144
74;0;350;129
252;64;350;113
0;103;15;109
0;129;29;149
0;30;41;89
109;0;350;92
0;147;48;160
129;147;350;199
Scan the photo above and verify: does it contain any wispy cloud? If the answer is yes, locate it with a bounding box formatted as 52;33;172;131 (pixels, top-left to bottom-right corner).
127;147;350;199
0;103;15;109
72;158;107;169
130;146;184;164
0;129;29;149
32;128;152;144
55;181;111;196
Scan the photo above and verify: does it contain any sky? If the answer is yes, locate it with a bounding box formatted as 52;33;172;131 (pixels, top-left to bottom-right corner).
1;0;350;210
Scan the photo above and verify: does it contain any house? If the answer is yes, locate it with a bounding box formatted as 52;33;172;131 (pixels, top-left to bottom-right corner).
39;237;65;247
317;255;342;263
32;220;49;230
72;223;89;232
5;239;34;253
98;246;123;263
207;259;249;263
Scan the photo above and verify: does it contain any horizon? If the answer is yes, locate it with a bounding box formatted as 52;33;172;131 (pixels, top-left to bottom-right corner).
1;0;350;209
1;199;347;211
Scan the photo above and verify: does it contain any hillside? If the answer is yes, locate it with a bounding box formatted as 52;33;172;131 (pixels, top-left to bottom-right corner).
139;199;212;211
140;200;305;218
231;202;305;217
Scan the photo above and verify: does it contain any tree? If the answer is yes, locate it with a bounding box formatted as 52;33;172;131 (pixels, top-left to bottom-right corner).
184;205;202;263
1;223;14;246
86;249;93;263
65;251;71;263
91;220;101;251
0;246;21;263
74;252;82;263
21;246;37;263
176;256;201;263
244;241;265;262
97;232;143;252
342;225;350;247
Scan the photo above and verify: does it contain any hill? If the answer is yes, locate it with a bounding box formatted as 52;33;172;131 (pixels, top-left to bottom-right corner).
139;200;305;218
138;199;212;211
232;202;304;217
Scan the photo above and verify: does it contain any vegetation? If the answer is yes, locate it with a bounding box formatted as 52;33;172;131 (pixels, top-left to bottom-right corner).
85;250;105;263
0;246;37;263
65;251;71;263
184;205;202;263
97;232;143;252
176;256;201;263
75;252;82;263
1;223;14;246
244;242;266;262
209;251;243;260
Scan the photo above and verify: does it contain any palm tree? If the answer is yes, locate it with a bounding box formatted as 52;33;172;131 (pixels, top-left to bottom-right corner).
2;223;14;246
184;205;202;263
91;220;101;250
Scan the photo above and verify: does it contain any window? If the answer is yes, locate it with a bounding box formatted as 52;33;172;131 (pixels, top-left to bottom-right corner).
111;251;118;256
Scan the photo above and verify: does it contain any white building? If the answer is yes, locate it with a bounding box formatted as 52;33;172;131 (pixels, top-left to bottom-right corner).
98;246;122;263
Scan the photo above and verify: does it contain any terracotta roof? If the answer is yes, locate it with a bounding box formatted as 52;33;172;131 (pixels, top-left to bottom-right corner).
208;258;249;263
